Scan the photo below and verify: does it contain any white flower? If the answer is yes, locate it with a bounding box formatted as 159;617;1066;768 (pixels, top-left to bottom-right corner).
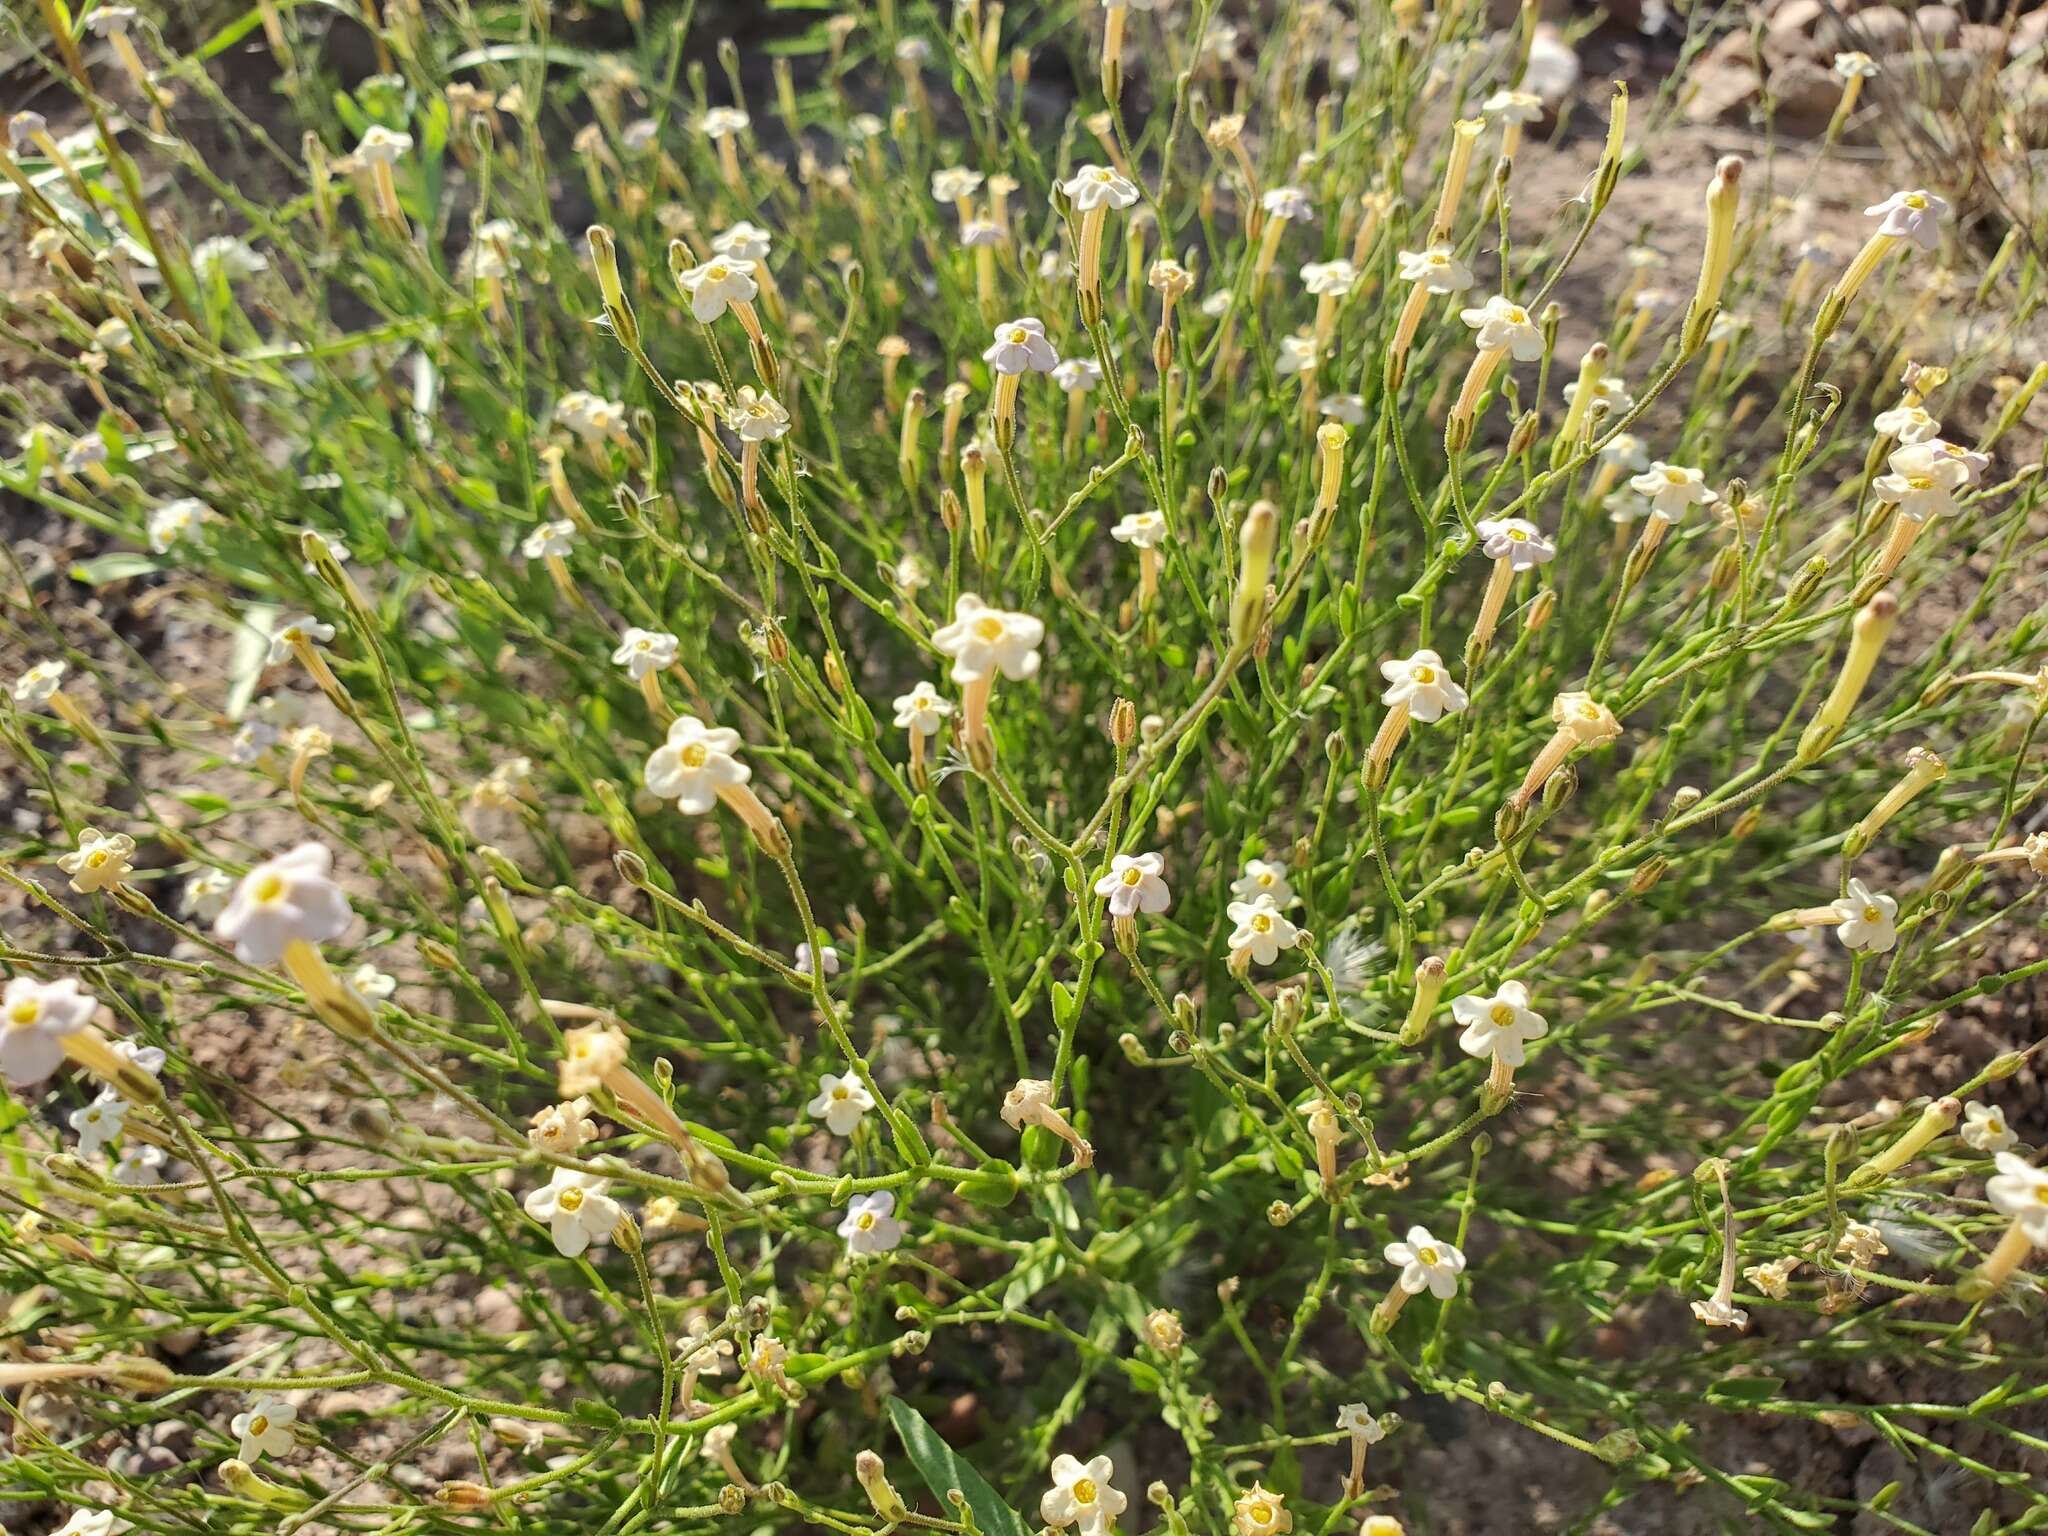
111;1143;164;1185
1690;1293;1749;1329
1385;1224;1466;1298
1110;510;1168;548
1379;649;1468;723
644;716;750;814
1300;259;1357;296
1335;1403;1385;1441
808;1071;875;1136
178;868;233;921
1396;244;1473;294
232;1395;297;1462
1837;1221;1889;1266
112;1038;165;1077
1605;490;1651;525
528;1097;599;1154
356;124;413;164
229;720;279;765
1060;164;1140;211
838;1190;905;1256
795;942;840;977
58;828;135;894
1864;189;1948;251
1052;357;1102;393
698;107;750;138
931;166;986;203
1226;895;1299;967
1562;375;1632;415
1093;852;1170;918
1320;393;1367;425
521;520;577;559
348;963;396;1001
960;219;1004;248
1960;1101;2016;1154
982;317;1060;375
148;498;207;553
678;257;758;323
1598;432;1649;473
611;628;679;680
1483;88;1544;122
191;236;267;281
1833;50;1877;80
1232;859;1296;908
1234;1484;1291;1536
1199;289;1232;318
724;385;791;442
1458;294;1544;360
713;221;773;261
1276;333;1319;375
213;842;354;966
1872;440;1972;519
1;977;95;1086
1744;1256;1798;1299
1261;186;1314;221
1830;877;1898;953
892;682;954;737
1628;462;1717;521
1452;980;1548;1067
555;392;630;445
1987;1152;2048;1245
1873;402;1941;445
931;594;1044;684
522;1168;621;1258
265;614;335;665
52;1510;130;1536
14;659;66;704
69;1093;128;1158
1041;1453;1127;1536
1476;517;1556;570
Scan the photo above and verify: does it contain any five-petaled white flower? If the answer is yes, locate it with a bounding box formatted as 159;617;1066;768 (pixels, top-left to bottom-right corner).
1459;295;1544;360
795;942;840;977
266;615;335;665
1227;895;1299;967
1110;509;1168;548
149;498;206;553
111;1143;165;1185
1261;186;1314;221
838;1190;905;1256
1483;88;1543;121
1961;1101;2016;1154
892;682;954;737
1276;333;1319;375
1451;981;1548;1068
1385;1225;1466;1297
698;107;750;138
52;1509;129;1536
1232;859;1297;908
1562;376;1632;415
1873;402;1940;445
1477;517;1556;570
931;595;1044;684
2;976;97;1087
931;166;985;204
1690;1292;1749;1329
184;867;234;920
1987;1152;2048;1245
982;317;1060;375
1830;877;1898;953
1873;440;1971;519
1321;394;1367;425
1300;259;1357;296
1628;462;1717;521
1599;432;1649;473
14;659;67;704
1396;245;1474;294
1864;189;1948;251
724;385;790;442
232;1395;297;1462
1380;649;1468;723
1837;1221;1889;1266
809;1071;875;1136
644;716;750;814
355;124;413;164
1041;1452;1127;1536
612;628;679;680
1833;51;1877;80
1336;1402;1384;1441
522;520;576;559
59;827;135;894
713;221;772;261
1061;164;1140;211
214;843;353;966
1052;357;1102;393
1094;852;1171;918
522;1168;621;1258
678;257;759;324
69;1093;127;1158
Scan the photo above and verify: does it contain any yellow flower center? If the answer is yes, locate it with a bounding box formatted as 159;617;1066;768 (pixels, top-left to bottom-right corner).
1903;193;1926;210
680;742;709;768
707;263;728;280
558;1187;585;1213
831;1086;850;1101
1418;1245;1440;1265
1508;527;1527;540
250;1415;270;1435
1664;469;1686;485
1073;1479;1098;1505
1005;327;1029;344
974;616;1005;641
1256;872;1274;887
1503;307;1526;323
1251;914;1273;934
856;1211;877;1230
1122;868;1144;886
1250;1503;1272;1523
85;850;108;867
1490;1004;1515;1027
1862;905;1881;923
1412;665;1436;683
8;999;41;1026
2035;1186;2048;1206
252;871;288;905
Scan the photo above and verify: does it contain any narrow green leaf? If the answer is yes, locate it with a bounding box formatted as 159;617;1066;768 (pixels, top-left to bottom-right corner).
885;1398;1030;1536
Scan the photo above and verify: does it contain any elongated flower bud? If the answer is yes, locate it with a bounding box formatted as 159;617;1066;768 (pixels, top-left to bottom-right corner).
1230;501;1278;649
1797;591;1899;763
1682;157;1742;352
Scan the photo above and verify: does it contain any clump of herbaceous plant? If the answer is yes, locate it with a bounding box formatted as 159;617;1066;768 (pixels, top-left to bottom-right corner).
3;0;2047;1531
